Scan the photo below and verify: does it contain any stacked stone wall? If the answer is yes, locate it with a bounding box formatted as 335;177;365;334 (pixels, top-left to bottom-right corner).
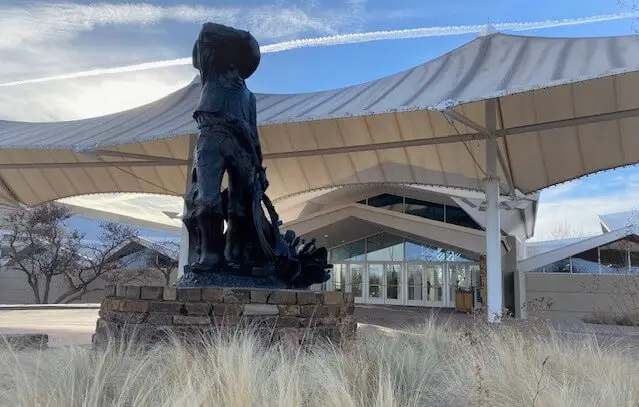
93;285;356;347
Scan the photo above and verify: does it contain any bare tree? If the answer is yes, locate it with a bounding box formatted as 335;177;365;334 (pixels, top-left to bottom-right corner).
142;246;178;286
546;220;585;240
2;203;142;303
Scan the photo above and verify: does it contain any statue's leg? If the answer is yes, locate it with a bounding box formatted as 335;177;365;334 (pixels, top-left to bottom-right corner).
191;130;226;272
224;137;256;272
183;165;200;265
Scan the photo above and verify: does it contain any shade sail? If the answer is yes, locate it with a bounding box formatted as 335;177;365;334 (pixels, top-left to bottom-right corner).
2;31;639;208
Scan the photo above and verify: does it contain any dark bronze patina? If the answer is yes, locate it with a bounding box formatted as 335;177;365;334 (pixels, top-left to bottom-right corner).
177;23;331;289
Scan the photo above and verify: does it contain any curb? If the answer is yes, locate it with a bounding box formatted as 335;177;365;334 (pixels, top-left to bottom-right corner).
0;304;101;310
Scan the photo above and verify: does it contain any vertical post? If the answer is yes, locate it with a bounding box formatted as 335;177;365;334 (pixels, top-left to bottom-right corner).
177;134;196;278
484;99;502;323
480;254;487;316
177;201;189;278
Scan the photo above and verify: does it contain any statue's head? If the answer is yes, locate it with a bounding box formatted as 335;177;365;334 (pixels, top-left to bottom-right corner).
192;22;261;80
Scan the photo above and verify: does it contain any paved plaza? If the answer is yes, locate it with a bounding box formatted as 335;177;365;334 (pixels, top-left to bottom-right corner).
1;305;638;348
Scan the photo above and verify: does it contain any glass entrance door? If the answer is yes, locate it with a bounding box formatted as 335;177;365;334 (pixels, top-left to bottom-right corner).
385;263;402;305
367;263;384;304
366;262;403;304
406;263;425;305
349;263;365;303
425;264;445;307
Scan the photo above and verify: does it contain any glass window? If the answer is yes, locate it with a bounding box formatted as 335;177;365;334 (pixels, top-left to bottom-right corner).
570;248;599;274
366;233;404;261
385;263;401;300
447;250;478;262
405;198;445;222
445;206;482;230
368;263;383;298
356;199;367;205
407;264;423;301
541;259;571;273
366;194;404;213
332;264;346;291
425;265;444;301
600;240;629;273
349;264;364;297
404;240;447;262
628;237;639;273
329;239;366;262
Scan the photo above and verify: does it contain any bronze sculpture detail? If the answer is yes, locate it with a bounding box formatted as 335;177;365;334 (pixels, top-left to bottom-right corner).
177;23;331;289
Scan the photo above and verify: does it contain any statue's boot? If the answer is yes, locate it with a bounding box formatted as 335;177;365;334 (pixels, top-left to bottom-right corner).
191;213;225;273
224;214;251;274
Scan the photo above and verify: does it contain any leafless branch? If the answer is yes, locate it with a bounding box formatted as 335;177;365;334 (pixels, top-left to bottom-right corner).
1;203;140;304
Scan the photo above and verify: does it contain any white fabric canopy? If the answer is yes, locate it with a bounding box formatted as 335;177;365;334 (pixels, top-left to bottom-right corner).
1;31;639;208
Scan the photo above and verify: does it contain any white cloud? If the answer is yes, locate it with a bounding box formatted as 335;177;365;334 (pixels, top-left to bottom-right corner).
0;1;368;121
0;2;348;50
539;180;582;203
0;67;195;121
533;188;639;240
4;10;638;88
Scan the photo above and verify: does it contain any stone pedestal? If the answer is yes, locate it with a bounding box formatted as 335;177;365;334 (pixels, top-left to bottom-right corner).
92;285;356;347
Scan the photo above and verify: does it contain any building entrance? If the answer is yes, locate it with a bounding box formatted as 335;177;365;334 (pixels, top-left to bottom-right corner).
328;261;480;308
315;232;481;308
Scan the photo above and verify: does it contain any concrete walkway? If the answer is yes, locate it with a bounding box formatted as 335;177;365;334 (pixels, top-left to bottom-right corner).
1;305;638;347
0;308;98;347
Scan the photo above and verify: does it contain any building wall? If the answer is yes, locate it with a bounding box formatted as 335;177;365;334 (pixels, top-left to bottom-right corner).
0;265;177;304
502;235;518;314
524;272;639;322
0;267;71;304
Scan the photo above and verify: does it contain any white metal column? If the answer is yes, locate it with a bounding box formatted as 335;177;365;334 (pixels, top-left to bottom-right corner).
177;201;189;278
484;99;503;322
177;135;196;278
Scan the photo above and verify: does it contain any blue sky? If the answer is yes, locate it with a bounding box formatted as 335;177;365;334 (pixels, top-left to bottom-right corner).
1;0;639;239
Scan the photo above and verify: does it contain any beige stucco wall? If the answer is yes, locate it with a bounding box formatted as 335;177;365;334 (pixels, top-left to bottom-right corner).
0;267;71;304
524;272;639;322
0;266;177;304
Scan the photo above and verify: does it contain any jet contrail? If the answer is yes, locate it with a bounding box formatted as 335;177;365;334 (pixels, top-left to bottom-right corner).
1;11;637;88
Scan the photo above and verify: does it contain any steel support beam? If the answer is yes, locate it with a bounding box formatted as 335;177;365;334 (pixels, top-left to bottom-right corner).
484;99;503;323
3;106;639;172
444;108;517;197
91;149;189;165
0;160;189;170
261;106;639;160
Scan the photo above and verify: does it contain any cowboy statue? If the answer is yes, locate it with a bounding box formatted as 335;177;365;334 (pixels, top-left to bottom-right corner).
177;23;331;289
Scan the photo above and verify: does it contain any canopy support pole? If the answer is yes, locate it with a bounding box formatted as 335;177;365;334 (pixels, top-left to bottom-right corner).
177;202;189;279
484;98;502;323
177;135;196;279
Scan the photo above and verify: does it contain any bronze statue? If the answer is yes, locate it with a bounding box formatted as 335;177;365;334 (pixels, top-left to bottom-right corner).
178;23;331;289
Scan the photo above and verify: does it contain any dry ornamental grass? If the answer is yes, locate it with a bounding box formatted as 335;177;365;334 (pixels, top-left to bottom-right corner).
0;317;638;407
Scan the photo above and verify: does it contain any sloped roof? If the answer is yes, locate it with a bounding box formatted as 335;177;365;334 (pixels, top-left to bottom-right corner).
518;225;639;272
599;210;639;233
524;236;590;258
283;202;488;256
1;32;639;209
108;236;179;262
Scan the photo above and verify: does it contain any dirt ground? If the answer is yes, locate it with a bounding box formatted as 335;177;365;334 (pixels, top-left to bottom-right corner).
1;305;638;348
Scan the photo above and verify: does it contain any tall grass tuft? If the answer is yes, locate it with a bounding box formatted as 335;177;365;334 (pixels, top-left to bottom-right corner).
0;317;637;407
